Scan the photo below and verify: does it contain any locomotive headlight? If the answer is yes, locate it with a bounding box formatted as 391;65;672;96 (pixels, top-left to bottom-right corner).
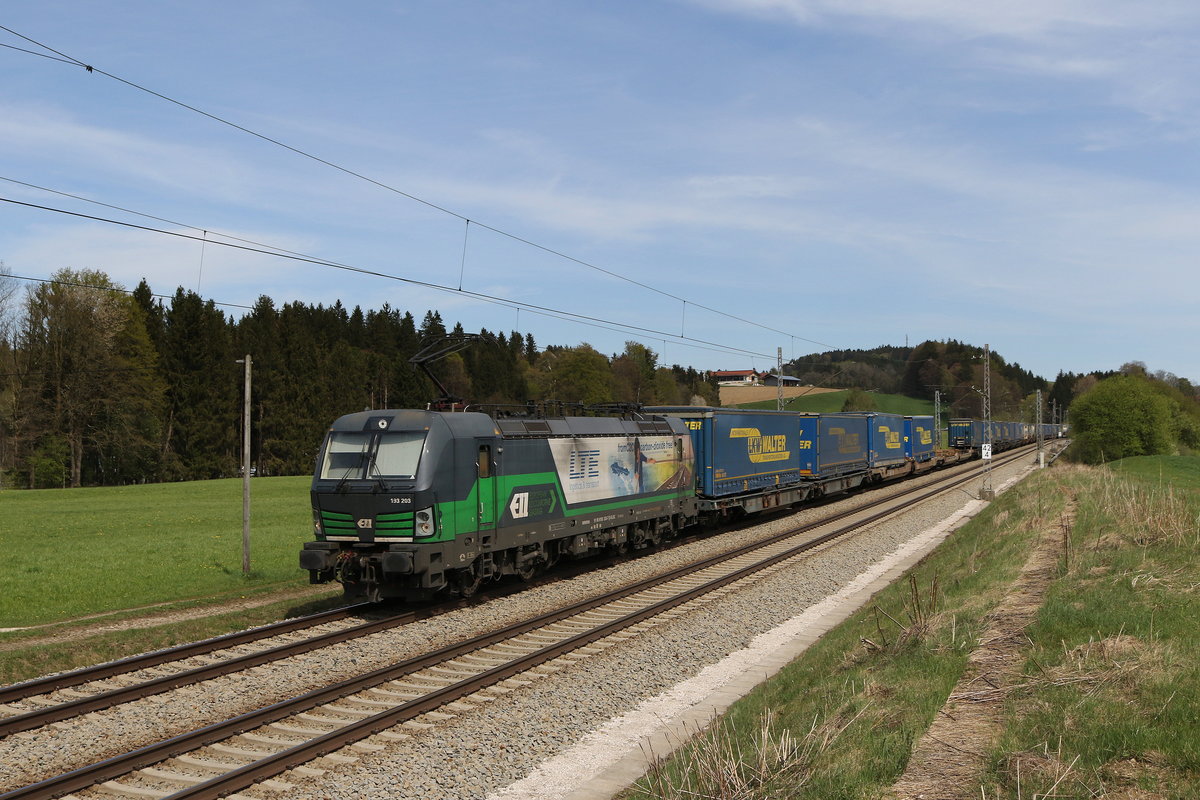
312;508;323;536
415;507;436;537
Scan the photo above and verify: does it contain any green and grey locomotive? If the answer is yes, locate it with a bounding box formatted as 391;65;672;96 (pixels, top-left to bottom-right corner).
300;409;697;602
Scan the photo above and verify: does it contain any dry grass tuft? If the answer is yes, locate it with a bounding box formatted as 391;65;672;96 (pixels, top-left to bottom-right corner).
1000;745;1100;799
1061;633;1145;664
860;573;941;654
955;635;1174;707
1091;472;1199;549
1040;634;1175;698
1099;752;1173;796
635;707;866;799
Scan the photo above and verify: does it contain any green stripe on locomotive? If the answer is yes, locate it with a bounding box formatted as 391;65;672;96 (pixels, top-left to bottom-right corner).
434;466;692;542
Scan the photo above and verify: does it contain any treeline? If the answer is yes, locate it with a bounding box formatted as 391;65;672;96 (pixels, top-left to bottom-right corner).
0;269;716;488
790;340;1049;418
900;339;1049;418
5;268;1194;486
787;345;912;394
786;342;1200;455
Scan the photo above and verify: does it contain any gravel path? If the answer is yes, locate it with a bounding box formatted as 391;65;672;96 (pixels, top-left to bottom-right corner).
0;453;1041;797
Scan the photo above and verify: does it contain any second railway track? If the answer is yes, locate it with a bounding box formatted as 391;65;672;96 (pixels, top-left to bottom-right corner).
1;446;1050;800
0;551;660;736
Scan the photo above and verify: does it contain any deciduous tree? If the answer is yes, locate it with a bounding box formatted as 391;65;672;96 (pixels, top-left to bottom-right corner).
1069;375;1173;464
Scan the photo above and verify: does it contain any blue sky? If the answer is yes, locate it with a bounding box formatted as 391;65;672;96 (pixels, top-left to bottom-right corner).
2;1;1197;384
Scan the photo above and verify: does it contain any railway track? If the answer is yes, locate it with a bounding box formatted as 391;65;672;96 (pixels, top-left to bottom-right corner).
0;557;638;738
0;448;987;736
0;606;359;713
0;446;1040;800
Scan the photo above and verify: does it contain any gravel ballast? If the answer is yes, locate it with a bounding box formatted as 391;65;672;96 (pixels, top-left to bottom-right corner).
282;455;1044;800
0;453;1044;798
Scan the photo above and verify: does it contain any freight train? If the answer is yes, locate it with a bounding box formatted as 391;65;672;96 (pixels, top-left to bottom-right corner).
948;418;1064;451
300;406;1061;602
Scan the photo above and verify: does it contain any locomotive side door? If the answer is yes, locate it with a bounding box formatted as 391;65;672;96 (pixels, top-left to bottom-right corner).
475;440;497;531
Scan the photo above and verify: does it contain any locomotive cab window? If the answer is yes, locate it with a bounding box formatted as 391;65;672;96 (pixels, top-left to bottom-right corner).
319;432;371;479
318;431;426;480
374;432;426;477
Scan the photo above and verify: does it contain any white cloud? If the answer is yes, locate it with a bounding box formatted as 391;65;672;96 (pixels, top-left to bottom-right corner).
686;0;1181;41
0;104;247;199
686;0;1200;134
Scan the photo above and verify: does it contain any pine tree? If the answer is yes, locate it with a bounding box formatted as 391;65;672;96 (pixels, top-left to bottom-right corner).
161;289;237;479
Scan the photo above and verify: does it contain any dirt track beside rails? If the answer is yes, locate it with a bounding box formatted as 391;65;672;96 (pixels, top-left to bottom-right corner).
0;585;339;650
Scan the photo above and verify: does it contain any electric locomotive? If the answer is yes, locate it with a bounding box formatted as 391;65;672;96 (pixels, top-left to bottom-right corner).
300;408;697;602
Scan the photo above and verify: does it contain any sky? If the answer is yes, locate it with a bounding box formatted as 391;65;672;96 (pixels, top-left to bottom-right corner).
1;1;1197;384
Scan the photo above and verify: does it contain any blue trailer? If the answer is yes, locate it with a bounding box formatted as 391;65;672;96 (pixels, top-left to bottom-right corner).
949;418;986;450
650;407;955;514
904;416;936;462
645;407;818;498
949;418;972;448
869;413;908;467
825;412;908;468
816;413;871;476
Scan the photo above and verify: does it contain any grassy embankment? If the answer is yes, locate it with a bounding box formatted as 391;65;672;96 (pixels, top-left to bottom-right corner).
626;455;1200;799
735;390;936;416
0;477;340;684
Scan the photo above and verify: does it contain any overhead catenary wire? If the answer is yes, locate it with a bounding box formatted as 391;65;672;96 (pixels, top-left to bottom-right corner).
0;270;762;380
0;196;775;361
2;173;950;367
0;175;335;262
0;24;836;352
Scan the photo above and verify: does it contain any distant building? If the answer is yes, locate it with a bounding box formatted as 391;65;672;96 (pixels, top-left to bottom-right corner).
760;374;802;387
710;369;761;386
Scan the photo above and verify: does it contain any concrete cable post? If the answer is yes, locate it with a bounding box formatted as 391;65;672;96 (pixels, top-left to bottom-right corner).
238;354;252;575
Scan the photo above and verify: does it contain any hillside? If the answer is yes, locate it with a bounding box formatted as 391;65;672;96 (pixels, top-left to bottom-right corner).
785;340;1048;420
734;389;937;416
717;385;840;406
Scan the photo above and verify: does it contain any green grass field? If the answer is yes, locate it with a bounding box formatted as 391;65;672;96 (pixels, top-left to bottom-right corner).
0;476;315;628
1107;453;1200;485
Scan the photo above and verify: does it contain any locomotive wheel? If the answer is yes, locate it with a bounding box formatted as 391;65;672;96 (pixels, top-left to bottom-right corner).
516;561;541;582
454;565;482;598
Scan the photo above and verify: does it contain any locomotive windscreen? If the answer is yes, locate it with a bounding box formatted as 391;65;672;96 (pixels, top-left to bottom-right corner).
318;430;426;480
